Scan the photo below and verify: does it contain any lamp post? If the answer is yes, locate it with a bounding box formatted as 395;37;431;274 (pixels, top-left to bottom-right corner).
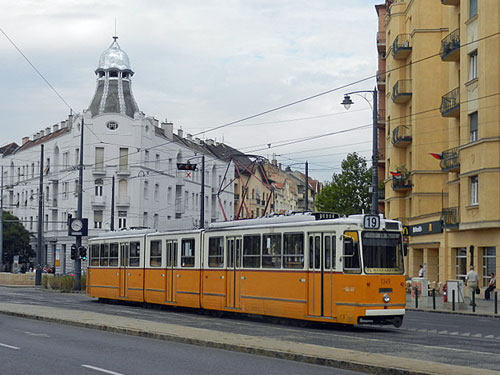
341;88;379;215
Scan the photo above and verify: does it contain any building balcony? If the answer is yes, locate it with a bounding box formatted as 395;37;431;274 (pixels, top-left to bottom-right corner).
440;87;460;117
116;167;130;176
376;70;386;89
392;79;412;104
377;31;386;53
441;28;460;61
116;196;130;207
392;125;412;147
392;34;412;60
91;195;107;208
441;0;459;6
440;147;460;172
392;177;412;191
441;207;459;228
92;166;107;176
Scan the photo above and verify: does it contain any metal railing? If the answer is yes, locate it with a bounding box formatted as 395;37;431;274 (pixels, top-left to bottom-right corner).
392;125;412;146
440;87;460;117
392;177;412;190
441;206;459;228
441;28;460;61
440;147;460;171
392;79;412;102
377;31;386;46
392;34;411;58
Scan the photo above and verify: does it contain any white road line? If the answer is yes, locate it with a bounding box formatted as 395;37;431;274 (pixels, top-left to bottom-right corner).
0;342;20;350
23;331;50;337
82;365;125;375
485;335;494;339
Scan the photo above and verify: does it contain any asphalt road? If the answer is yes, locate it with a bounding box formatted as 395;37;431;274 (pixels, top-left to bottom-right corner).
1;287;499;372
0;314;364;375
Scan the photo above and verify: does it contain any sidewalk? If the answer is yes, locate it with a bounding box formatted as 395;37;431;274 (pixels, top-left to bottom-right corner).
1;301;499;375
406;292;500;317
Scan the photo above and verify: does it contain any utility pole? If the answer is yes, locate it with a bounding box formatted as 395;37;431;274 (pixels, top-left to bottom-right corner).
74;118;84;291
110;175;115;231
304;161;309;212
35;145;44;286
0;165;3;272
200;155;205;229
371;89;379;215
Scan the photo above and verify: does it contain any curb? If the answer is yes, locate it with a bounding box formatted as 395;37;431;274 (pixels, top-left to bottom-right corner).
406;307;500;319
0;308;495;375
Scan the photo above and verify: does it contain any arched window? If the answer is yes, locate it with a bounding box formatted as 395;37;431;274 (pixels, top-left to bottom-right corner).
95;179;103;196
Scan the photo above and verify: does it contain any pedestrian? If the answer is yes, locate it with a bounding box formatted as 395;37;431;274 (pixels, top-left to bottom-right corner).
418;265;424;278
485;273;496;300
465;266;479;306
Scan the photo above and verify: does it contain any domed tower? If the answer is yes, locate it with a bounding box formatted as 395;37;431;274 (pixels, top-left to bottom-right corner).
88;36;140;118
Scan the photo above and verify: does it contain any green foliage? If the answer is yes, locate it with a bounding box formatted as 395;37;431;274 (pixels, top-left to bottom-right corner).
42;274;49;288
315;153;371;215
2;211;33;265
43;274;86;293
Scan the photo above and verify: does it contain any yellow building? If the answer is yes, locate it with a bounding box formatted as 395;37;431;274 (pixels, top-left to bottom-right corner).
383;0;499;290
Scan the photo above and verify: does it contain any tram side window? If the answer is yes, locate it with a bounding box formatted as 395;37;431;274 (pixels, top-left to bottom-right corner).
109;243;119;266
150;240;162;267
343;232;361;273
129;242;140;267
90;244;99;266
181;238;195;267
166;240;178;267
283;233;304;269
324;235;336;270
208;237;224;268
243;235;261;268
262;234;281;268
100;244;109;266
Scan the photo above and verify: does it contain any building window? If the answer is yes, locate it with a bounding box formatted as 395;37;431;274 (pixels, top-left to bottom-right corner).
482;247;496;286
119;148;128;172
106;121;118;130
154;184;159;202
455;248;467;281
469;112;478;142
155;154;160;170
167;186;172;203
63;182;69;199
468;50;478;81
95;147;104;171
75;148;79;166
143;181;149;200
469;0;478;18
94;210;103;229
470;175;478;206
153;214;159;229
144;150;149;165
118;211;127;229
95;179;103;196
74;180;79;196
143;212;148;227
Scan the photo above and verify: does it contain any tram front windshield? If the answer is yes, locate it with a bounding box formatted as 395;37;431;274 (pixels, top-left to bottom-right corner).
362;232;404;274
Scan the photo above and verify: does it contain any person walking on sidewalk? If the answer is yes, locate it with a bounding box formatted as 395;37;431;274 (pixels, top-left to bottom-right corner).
418;265;424;277
485;273;496;300
465;266;479;306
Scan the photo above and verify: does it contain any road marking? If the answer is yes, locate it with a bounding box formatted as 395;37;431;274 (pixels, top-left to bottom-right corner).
24;331;50;337
417;329;427;332
428;329;437;333
484;335;494;339
0;342;20;350
472;333;482;338
460;333;470;337
449;331;459;335
82;365;124;375
438;330;448;334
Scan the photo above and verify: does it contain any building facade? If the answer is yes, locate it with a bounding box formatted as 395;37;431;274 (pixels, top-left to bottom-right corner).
382;0;499;289
1;37;234;273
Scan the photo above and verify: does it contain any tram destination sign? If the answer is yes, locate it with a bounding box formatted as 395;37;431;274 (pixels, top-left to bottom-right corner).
402;220;443;236
363;215;380;229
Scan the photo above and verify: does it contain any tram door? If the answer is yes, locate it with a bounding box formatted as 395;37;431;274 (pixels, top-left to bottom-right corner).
165;240;178;302
308;233;336;317
225;236;242;309
119;242;129;298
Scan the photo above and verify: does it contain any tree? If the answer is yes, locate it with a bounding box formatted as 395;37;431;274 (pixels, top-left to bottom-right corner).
2;211;33;270
315;153;371;216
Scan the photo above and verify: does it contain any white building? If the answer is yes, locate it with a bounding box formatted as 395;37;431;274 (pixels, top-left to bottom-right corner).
0;36;234;273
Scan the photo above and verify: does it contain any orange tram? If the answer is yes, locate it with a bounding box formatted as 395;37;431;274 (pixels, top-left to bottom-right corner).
87;213;406;327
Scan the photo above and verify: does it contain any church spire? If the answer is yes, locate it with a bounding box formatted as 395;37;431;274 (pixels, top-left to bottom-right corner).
88;36;140;118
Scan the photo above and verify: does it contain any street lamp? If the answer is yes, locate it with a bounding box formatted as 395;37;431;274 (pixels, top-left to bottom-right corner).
341;88;379;215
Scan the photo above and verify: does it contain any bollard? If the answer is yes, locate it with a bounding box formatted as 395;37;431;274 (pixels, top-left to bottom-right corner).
452;290;456;311
432;288;436;310
415;286;419;309
495;291;498;315
472;290;476;312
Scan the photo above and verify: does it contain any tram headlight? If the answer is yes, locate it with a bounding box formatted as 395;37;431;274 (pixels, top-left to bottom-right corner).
383;293;391;303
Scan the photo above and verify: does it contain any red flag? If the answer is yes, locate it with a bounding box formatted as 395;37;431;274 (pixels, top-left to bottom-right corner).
429;153;443;160
389;171;402;177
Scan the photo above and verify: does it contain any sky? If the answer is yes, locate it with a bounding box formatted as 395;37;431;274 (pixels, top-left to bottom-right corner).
0;0;383;182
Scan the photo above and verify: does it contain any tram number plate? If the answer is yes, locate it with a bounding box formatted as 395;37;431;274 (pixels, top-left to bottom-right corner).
363;215;380;229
